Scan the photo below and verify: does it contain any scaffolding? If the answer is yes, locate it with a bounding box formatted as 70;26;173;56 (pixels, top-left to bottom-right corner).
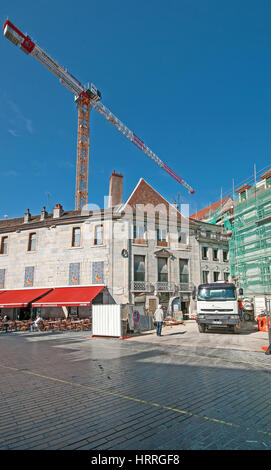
204;198;232;225
229;178;271;295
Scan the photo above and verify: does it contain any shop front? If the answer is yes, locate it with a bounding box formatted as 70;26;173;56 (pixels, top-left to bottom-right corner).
0;286;106;320
0;288;53;320
31;285;105;319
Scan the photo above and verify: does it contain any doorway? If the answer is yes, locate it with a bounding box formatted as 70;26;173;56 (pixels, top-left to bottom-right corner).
149;299;157;314
181;301;189;320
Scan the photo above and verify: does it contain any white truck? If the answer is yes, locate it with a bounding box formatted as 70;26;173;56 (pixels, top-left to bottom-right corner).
194;282;243;333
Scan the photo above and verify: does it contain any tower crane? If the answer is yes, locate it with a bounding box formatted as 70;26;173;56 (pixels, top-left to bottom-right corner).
3;19;195;210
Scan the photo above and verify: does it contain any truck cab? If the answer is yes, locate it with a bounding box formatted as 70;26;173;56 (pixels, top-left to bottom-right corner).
195;282;243;333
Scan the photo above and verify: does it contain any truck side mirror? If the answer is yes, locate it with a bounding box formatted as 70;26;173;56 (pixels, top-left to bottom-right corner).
238;288;243;296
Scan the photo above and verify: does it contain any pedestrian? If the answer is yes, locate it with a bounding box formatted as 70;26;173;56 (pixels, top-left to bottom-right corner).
154;304;164;336
31;314;43;332
3;314;9;333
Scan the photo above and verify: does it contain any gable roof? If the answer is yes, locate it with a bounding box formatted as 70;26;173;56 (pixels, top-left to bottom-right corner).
190;197;232;221
122;178;185;222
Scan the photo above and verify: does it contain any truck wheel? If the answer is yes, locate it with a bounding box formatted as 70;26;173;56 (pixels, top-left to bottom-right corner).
198;324;206;333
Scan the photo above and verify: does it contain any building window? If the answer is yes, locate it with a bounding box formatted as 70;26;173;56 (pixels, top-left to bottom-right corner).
178;230;187;244
240;191;246;201
134;255;145;282
223;250;228;262
72;227;81;247
179;259;189;283
213;248;218;261
0;236;8;254
157;257;168;282
224;272;229;281
202;246;208;260
213;272;220;282
28;233;36;251
202;271;209;283
133;222;147;241
157;228;167;242
94;225;103;245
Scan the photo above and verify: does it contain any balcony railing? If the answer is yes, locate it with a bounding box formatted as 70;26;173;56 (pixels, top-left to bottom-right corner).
155;282;176;292
178;282;193;291
130;281;153;292
131;280;194;293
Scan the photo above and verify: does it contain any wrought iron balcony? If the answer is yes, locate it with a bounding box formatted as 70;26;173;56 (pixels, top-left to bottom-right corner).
178;282;194;292
155;282;176;292
130;281;153;292
178;274;193;291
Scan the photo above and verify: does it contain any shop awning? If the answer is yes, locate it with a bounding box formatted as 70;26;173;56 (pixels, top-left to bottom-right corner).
32;285;105;307
0;288;53;308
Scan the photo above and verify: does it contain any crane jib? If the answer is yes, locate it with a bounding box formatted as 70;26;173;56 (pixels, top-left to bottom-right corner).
3;18;195;198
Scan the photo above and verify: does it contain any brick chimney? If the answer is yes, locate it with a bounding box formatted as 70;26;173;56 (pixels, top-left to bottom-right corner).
24;208;31;223
109;170;123;208
53;203;63;218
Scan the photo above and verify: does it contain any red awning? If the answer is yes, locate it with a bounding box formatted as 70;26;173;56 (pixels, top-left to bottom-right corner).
32;285;104;307
0;288;53;308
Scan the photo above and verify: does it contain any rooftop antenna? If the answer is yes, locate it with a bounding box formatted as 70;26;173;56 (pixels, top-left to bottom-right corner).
45;192;50;213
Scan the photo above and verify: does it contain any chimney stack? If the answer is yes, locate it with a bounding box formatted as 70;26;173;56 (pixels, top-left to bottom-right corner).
40;206;48;221
24;208;31;223
53;203;63;219
109;170;123;208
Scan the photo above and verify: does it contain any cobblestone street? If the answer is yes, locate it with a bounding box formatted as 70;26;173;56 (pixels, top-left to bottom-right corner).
1;326;271;450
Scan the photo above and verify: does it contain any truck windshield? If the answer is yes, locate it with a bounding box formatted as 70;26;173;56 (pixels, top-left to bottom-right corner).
198;287;236;301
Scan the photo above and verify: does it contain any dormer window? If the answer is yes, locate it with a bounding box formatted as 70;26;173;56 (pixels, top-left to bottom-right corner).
133;222;147;242
157;228;168;246
178;230;187;244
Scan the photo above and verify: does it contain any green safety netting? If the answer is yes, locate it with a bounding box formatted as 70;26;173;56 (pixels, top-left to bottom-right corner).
228;184;271;295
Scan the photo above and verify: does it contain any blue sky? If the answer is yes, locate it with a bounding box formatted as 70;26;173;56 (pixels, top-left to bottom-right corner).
1;0;271;218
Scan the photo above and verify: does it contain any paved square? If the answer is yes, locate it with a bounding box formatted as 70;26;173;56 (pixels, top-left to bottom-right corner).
1;325;271;450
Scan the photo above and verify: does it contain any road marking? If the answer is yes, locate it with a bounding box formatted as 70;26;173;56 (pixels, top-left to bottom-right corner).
1;363;271;439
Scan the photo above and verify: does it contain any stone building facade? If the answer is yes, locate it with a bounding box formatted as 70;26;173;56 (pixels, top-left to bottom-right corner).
0;173;230;319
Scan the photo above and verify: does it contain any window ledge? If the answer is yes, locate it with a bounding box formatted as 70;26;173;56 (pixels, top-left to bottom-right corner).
132;242;148;247
133;239;147;245
174;244;191;251
157;241;168;247
67;246;83;250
